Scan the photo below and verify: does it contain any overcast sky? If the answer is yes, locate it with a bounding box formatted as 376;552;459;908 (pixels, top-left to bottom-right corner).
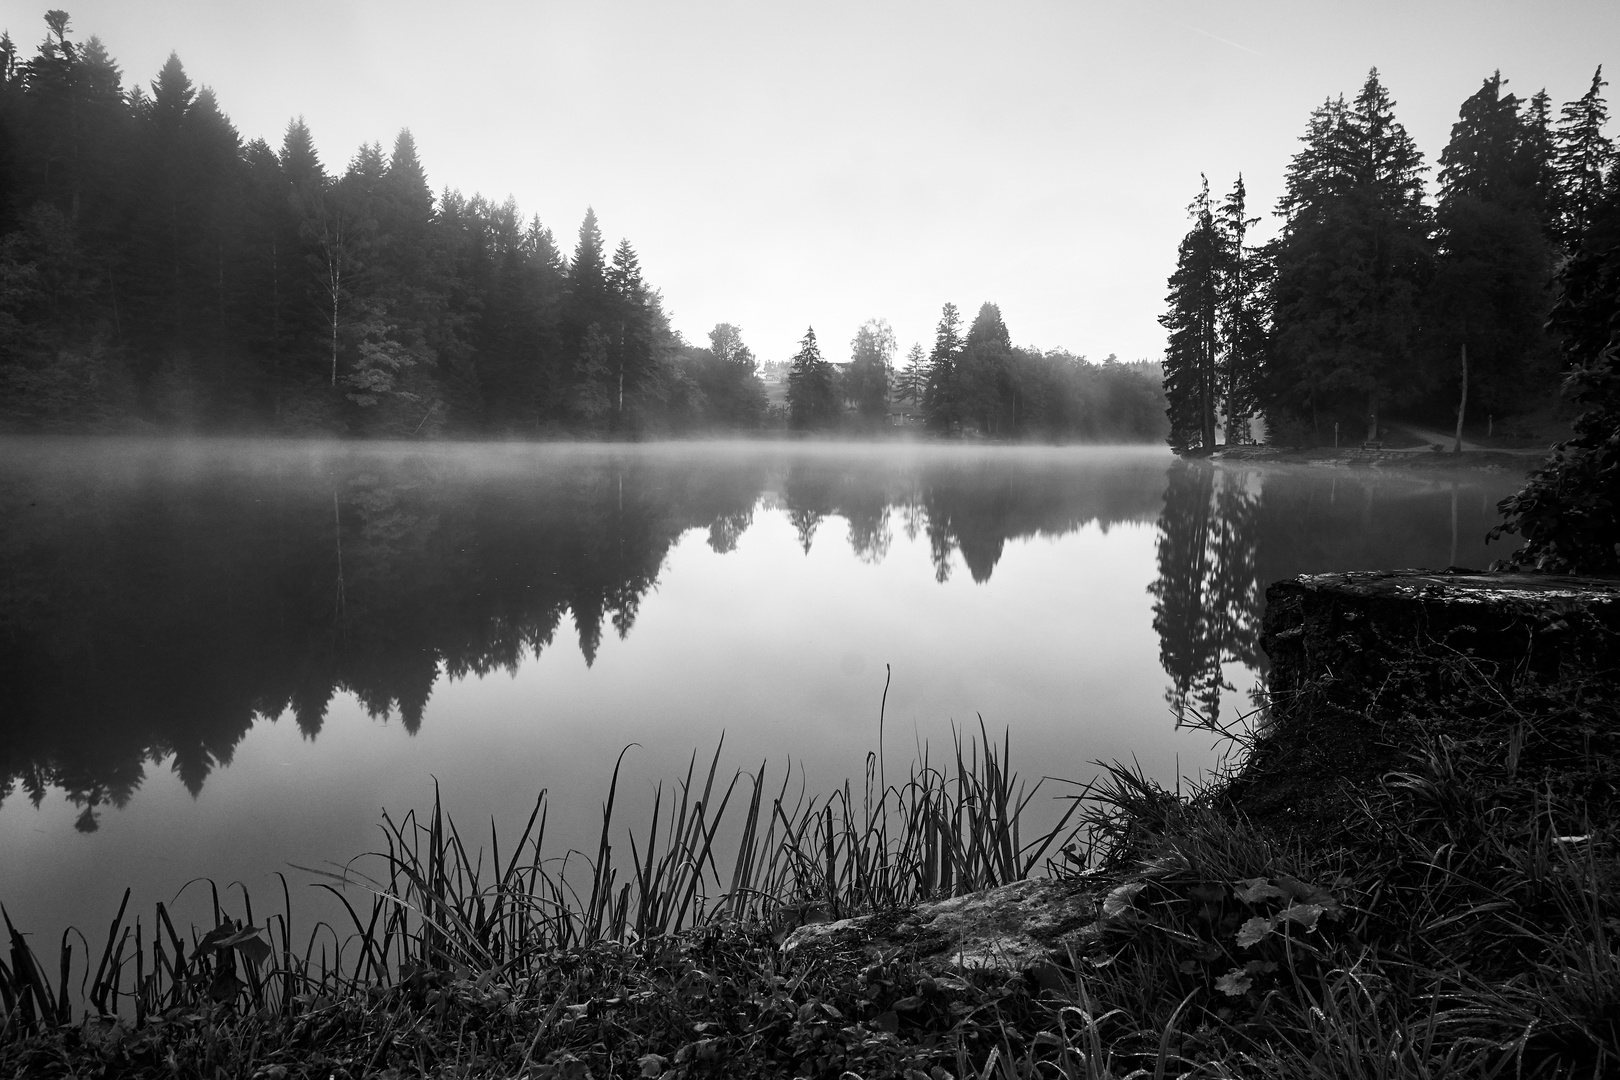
13;1;1617;365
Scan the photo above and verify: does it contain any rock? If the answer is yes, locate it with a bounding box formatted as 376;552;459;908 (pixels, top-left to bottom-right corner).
1263;569;1620;702
1232;568;1620;827
781;878;1103;974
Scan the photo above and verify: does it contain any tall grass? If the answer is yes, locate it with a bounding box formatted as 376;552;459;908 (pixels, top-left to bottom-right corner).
0;721;1083;1033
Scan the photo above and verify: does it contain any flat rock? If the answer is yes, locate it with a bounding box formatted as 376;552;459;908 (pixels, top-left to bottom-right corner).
782;878;1104;973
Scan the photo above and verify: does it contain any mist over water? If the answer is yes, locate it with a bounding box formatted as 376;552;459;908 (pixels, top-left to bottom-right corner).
0;438;1522;943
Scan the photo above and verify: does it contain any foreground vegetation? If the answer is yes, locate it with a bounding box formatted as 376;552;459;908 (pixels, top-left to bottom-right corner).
3;627;1616;1078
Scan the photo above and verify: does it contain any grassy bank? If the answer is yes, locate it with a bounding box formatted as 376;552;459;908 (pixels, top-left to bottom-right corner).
2;654;1616;1078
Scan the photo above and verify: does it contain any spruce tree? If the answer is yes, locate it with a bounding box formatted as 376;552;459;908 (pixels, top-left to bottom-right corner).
1160;177;1221;451
1520;89;1560;231
1216;176;1265;443
896;343;926;406
957;302;1015;435
922;302;963;432
1552;67;1615;245
786;325;835;429
1428;73;1558;429
606;238;652;421
1266;69;1431;443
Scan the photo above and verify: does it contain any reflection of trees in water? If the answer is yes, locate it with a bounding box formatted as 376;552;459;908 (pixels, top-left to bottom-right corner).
1149;461;1523;727
0;448;1167;821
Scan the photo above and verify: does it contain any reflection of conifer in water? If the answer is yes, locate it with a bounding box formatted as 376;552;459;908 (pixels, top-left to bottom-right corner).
1151;462;1224;721
1149;462;1266;726
707;507;753;554
0;447;1176;819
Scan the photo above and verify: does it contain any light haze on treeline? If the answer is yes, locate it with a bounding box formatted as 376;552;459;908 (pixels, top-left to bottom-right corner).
25;0;1617;367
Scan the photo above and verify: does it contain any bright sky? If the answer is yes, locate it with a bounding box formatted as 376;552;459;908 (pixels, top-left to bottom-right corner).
14;1;1617;365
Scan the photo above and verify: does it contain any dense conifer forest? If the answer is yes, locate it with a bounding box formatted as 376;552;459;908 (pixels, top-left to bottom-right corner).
1162;66;1620;451
0;11;1167;440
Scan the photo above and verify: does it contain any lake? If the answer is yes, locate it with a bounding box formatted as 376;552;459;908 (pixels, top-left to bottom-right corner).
0;438;1525;942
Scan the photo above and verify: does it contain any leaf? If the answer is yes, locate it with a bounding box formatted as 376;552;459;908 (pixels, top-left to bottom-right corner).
1234;878;1286;904
233;934;272;968
1276;903;1325;932
1214;969;1252;996
872;1011;899;1035
1236;916;1273;948
638;1054;667;1078
1102;881;1147;917
1276;876;1337;908
893;995;925;1012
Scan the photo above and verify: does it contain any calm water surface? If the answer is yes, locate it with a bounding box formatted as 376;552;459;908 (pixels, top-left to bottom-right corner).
0;439;1524;940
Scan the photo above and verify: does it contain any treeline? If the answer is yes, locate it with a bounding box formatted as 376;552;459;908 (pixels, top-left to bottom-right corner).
1163;66;1619;449
0;12;768;435
0;11;1162;441
784;304;1168;441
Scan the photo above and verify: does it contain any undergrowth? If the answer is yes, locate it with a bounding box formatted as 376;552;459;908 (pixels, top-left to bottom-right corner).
2;649;1616;1078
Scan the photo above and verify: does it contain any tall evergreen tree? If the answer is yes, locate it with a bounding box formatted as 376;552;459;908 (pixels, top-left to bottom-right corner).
1160;177;1221;451
1551;67;1615;245
1427;73;1558;431
1266;69;1431;443
1216;176;1265;443
922;302;963;432
895;342;925;406
957;302;1016;435
786;325;836;429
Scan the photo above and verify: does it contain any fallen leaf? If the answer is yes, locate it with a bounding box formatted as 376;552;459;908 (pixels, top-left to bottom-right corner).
1235;916;1273;948
1102;882;1147;917
1234;878;1286;904
1276;903;1324;932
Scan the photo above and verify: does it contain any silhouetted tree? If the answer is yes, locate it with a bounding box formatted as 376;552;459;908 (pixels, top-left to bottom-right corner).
786;325;836;429
1265;70;1432;443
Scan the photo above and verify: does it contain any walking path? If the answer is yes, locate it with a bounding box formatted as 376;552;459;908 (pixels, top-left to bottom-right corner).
1389;423;1550;456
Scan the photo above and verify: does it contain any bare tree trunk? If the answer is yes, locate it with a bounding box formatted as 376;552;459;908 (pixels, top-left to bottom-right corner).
1366;391;1378;445
1453;342;1468;453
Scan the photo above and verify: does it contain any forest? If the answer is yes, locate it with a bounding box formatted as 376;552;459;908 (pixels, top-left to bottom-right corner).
0;11;1167;441
1162;66;1620;450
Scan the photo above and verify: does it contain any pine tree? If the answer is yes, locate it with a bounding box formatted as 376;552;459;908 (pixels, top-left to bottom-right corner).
606;238;653;421
922;302;963;432
957;302;1015;435
1428;73;1558;431
1216;176;1265;442
570;206;606;297
895;343;926;405
786;325;836;429
279;116;325;197
1438;73;1531;208
1266;68;1431;443
1552;67;1615;245
1160;177;1221;451
1521;89;1560;231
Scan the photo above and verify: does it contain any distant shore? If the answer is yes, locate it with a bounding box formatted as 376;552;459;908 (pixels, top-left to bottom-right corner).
1207;442;1546;470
